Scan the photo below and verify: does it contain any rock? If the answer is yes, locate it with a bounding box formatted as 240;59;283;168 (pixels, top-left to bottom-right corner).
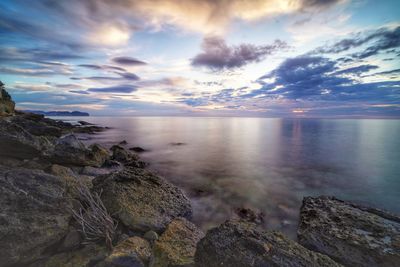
58;229;82;252
119;140;128;145
144;231;159;243
110;145;138;163
234;207;264;224
298;196;400;267
29;244;108;267
0;167;72;266
0;82;15;116
195;220;342;267
9;115;63;137
51;135;109;167
81;165;121;177
0;119;54;159
47;164;93;198
78;120;93;126
151;218;204;267
100;236;151;266
129;147;148;153
170;142;186;146
94;167;192;232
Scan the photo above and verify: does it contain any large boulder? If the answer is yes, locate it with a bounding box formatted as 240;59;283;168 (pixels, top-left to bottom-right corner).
195;220;342;267
50;135;109;167
0;119;54;159
9;115;63;137
94;168;192;233
0;167;72;266
0;85;15;116
151;218;204;267
298;196;400;267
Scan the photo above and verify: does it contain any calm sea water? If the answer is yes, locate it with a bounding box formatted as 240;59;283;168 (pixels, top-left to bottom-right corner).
57;117;400;238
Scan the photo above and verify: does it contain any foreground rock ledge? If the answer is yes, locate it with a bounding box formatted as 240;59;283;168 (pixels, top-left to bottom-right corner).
195;220;341;267
94;167;193;233
0;168;72;266
298;196;400;267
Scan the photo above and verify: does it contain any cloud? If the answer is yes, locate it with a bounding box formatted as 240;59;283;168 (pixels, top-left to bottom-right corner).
112;57;147;66
87;85;138;93
0;65;72;76
37;0;343;35
334;65;379;76
312;26;400;59
192;36;287;70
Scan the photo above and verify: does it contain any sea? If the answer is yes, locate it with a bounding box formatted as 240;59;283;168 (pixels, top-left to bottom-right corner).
55;116;400;238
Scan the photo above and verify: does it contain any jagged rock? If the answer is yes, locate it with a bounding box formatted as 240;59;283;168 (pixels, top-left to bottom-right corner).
195;220;342;267
110;145;138;163
0;167;72;266
298;196;400;267
0;83;15;116
51;135;109;167
99;237;151;267
151;218;204;267
9;115;63;137
94;167;192;232
0;119;54;159
29;244;108;267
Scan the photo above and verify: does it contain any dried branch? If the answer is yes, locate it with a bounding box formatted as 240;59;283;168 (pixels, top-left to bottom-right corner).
72;182;117;250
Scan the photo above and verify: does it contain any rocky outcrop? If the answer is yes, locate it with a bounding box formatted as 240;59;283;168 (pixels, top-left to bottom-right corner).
0;119;54;159
50;135;109;167
94;167;192;233
0;83;15;116
151;218;204;267
195;220;342;267
98;237;151;267
0;167;72;266
298;196;400;267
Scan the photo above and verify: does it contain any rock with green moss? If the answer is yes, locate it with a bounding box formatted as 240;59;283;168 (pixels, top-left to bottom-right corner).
151;218;204;267
195;220;342;267
94;167;192;233
0;82;15;116
97;236;151;267
298;196;400;267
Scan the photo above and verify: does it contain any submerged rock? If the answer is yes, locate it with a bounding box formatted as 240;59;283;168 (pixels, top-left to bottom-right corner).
195;220;342;267
0;167;72;266
298;196;400;267
129;147;148;153
94;167;192;233
151;218;204;267
51;135;109;167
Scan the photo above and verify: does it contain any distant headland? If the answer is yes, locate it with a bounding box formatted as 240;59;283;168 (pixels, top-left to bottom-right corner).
22;110;90;116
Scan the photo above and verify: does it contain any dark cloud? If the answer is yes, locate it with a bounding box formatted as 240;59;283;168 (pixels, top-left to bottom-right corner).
313;26;400;59
373;68;400;76
87;85;138;93
112;57;147;66
0;47;84;63
191;36;287;70
69;90;90;94
301;0;341;9
334;65;379;76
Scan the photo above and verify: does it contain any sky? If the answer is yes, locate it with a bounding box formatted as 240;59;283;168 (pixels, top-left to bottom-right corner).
0;0;399;117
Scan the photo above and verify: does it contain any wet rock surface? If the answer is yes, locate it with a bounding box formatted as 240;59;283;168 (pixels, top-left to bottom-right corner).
151;218;204;267
195;220;342;267
94;167;192;233
298;196;400;267
0;167;72;266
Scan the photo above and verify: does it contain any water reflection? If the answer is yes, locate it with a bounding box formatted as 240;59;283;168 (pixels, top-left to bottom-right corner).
67;117;400;238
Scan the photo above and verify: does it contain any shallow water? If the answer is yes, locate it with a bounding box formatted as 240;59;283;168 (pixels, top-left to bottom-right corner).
56;116;400;238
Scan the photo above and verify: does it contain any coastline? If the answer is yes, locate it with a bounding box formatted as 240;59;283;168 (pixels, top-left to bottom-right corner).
0;98;399;266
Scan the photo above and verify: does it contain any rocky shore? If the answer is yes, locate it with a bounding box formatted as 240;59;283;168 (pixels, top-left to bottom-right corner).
0;87;399;267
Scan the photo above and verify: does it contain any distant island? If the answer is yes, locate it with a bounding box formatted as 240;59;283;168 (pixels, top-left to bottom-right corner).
22;110;90;116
